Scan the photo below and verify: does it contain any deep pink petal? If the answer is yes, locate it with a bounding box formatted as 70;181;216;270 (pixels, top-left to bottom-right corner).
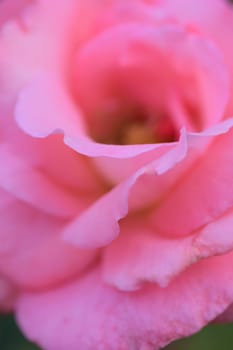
0;275;17;312
0;0;32;27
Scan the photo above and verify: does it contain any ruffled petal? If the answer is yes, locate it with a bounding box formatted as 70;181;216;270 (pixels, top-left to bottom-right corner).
15;72;163;159
15;21;228;159
1;87;101;218
103;208;233;291
62;119;233;248
148;119;233;237
16;253;233;350
62;130;188;248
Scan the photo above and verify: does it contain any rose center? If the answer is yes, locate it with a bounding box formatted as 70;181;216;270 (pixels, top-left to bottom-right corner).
121;121;160;145
73;25;219;146
91;105;178;145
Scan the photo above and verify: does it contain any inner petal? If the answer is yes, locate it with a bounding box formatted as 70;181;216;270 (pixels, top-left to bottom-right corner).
73;23;228;145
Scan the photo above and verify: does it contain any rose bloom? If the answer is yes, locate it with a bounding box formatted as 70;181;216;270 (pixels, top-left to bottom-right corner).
1;0;233;349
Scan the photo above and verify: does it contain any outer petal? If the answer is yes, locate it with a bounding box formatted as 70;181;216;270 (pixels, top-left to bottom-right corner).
215;303;233;323
15;21;228;159
0;275;17;312
0;145;88;218
0;0;32;27
1;92;102;219
15;72;163;158
102;208;233;291
62;130;188;248
0;0;81;92
74;22;228;132
63;119;233;248
148;120;233;237
0;190;98;289
17;253;233;350
162;0;233;115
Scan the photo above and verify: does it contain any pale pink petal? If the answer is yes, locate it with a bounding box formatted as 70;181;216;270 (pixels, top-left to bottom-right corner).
0;0;121;113
0;145;87;218
74;22;228;134
162;0;231;25
0;192;98;289
103;208;233;291
1;102;102;205
147;119;233;237
62;172;138;249
162;0;233;115
31;135;102;195
128;119;233;214
14;73;87;138
15;22;228;161
63;119;233;248
15;72;164;158
62;130;188;248
17;253;233;350
1;106;101;218
92;142;174;184
0;0;82;93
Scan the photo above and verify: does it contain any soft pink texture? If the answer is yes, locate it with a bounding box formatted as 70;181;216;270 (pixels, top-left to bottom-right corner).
17;254;233;350
0;0;233;349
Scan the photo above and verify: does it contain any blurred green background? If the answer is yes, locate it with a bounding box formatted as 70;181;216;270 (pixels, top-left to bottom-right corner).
0;314;233;350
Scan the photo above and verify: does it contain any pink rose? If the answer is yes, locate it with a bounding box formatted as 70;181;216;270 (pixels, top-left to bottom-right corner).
1;0;233;349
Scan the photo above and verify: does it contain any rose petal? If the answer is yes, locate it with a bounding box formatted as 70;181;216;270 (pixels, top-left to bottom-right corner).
1;97;102;208
62;130;188;248
0;275;17;312
162;0;233;115
103;207;233;291
0;0;82;91
74;22;228;134
127;119;233;223
148;118;233;237
0;145;89;218
215;303;233;323
17;253;233;350
15;72;164;159
0;191;98;289
63;119;233;248
15;21;228;160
